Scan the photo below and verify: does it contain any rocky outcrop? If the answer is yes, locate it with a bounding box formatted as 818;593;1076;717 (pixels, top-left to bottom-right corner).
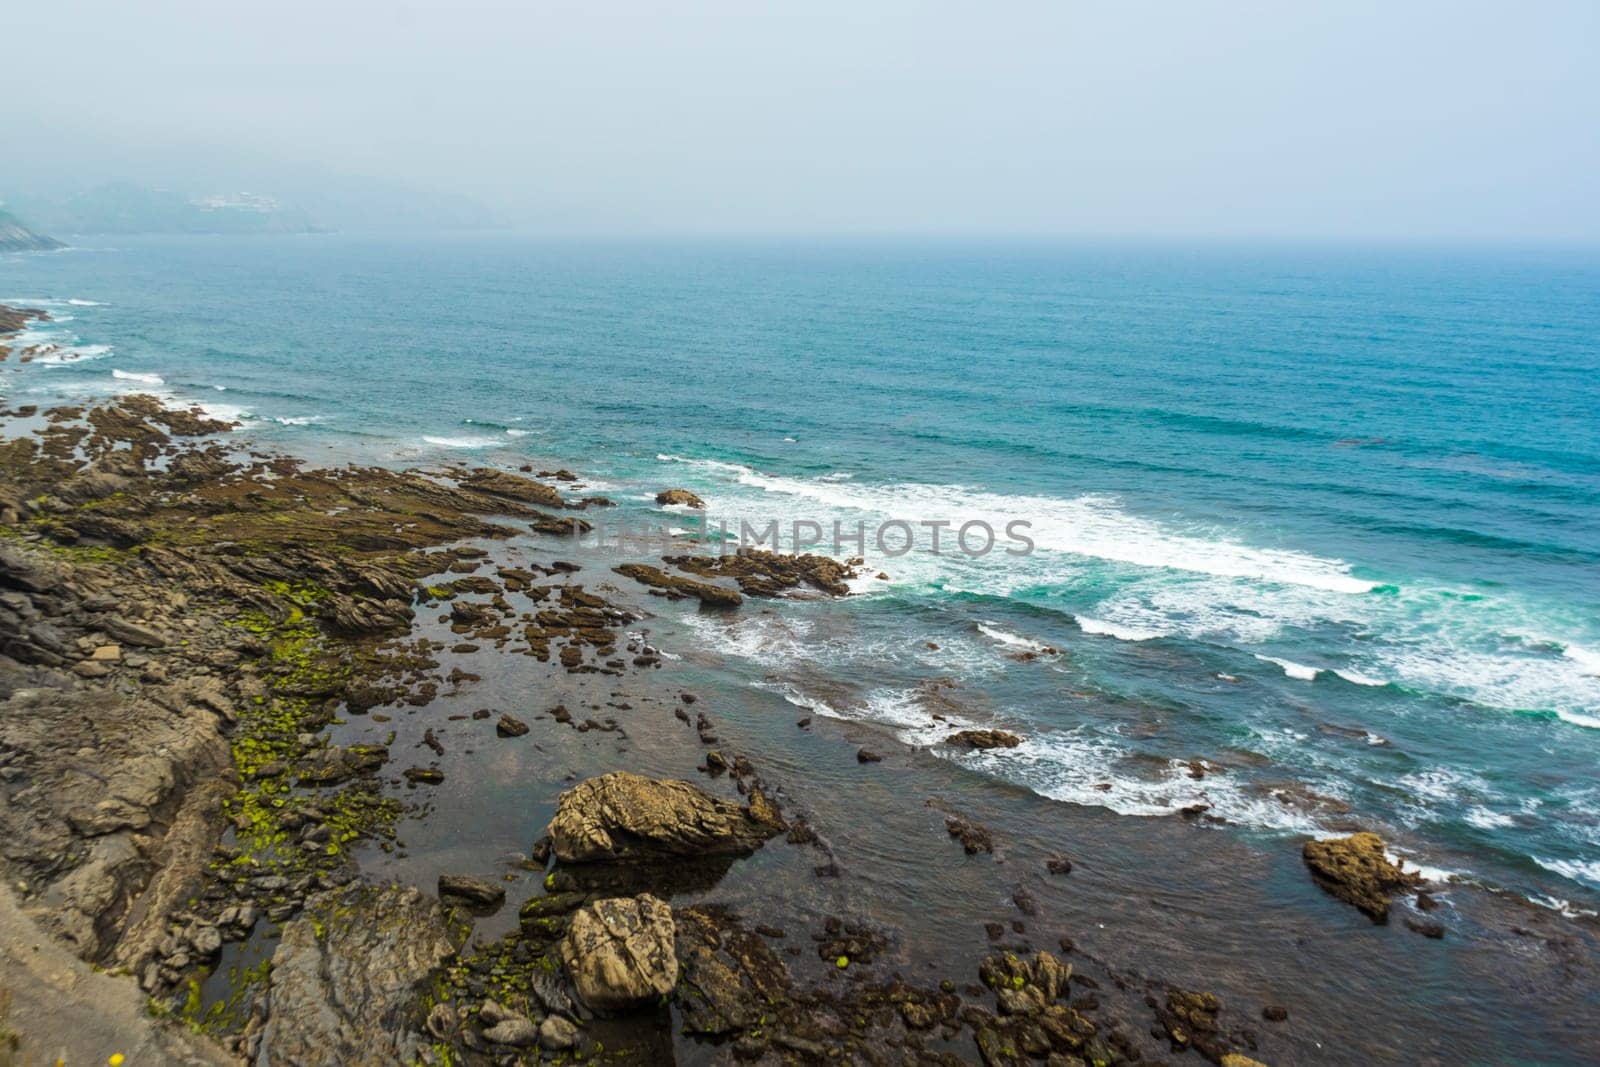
947;729;1023;750
654;488;705;509
461;468;566;509
252;884;464;1064
547;772;783;864
1303;831;1421;922
613;562;743;607
662;550;857;597
561;895;678;1012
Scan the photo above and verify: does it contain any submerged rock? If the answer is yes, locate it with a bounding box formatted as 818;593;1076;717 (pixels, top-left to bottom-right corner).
561;894;678;1012
1302;831;1421;922
547;771;782;863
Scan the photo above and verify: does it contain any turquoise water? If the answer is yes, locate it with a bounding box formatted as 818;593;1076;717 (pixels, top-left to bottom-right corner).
5;235;1599;912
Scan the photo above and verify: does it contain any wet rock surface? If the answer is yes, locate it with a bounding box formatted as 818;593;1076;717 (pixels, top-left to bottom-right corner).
662;549;858;597
1303;831;1422;921
546;771;784;863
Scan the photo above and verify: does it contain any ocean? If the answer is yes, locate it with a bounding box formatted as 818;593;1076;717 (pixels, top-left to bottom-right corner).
5;233;1599;919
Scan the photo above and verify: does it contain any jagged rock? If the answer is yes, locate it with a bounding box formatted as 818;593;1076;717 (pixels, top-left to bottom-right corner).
561;894;678;1012
255;884;464;1064
496;713;529;737
654;488;705;509
947;729;1022;750
1302;832;1421;922
546;772;782;863
613;563;742;607
946;814;994;854
662;549;856;597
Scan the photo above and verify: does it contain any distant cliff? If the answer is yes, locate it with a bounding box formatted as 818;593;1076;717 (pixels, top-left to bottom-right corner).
0;209;64;251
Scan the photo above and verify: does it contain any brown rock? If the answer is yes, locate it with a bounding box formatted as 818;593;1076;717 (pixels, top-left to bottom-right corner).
546;772;782;863
654;488;705;509
561;894;678;1012
1302;832;1421;922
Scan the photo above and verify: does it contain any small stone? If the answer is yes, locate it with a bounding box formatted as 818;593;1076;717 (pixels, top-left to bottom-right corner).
1262;1004;1289;1022
496;713;529;737
857;748;883;763
438;874;507;908
482;1017;539;1047
539;1014;580;1050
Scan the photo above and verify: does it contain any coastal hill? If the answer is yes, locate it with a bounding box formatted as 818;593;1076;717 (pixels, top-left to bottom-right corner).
6;178;503;236
18;182;329;236
0;207;64;251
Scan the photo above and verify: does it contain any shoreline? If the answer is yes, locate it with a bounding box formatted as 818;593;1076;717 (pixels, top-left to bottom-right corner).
1;302;1598;1065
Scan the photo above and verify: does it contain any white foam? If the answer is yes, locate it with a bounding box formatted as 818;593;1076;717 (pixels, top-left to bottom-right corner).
112;369;165;386
1563;644;1600;677
66;298;102;306
1075;615;1163;641
1005;730;1325;832
655;454;1377;594
1529;895;1599;919
977;623;1054;652
1332;667;1387;687
1465;806;1515;829
422;435;500;449
505;428;534;437
273;415;323;426
1255;654;1321;681
1534;856;1600;888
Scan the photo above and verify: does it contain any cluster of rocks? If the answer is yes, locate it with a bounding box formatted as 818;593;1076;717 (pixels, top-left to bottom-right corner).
663;549;859;597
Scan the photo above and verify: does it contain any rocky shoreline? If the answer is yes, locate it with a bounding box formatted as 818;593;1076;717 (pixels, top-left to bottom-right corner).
0;302;1590;1065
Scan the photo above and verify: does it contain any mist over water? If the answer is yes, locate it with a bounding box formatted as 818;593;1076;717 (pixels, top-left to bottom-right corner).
4;235;1600;915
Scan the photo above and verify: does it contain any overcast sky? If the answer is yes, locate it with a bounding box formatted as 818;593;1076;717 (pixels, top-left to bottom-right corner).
6;1;1597;238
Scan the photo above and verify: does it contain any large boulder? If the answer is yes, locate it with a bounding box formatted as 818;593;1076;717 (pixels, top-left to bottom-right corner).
547;772;782;864
1302;832;1421;922
561;895;678;1012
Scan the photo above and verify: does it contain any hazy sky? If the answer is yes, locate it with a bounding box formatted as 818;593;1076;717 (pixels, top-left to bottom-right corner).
6;1;1598;238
